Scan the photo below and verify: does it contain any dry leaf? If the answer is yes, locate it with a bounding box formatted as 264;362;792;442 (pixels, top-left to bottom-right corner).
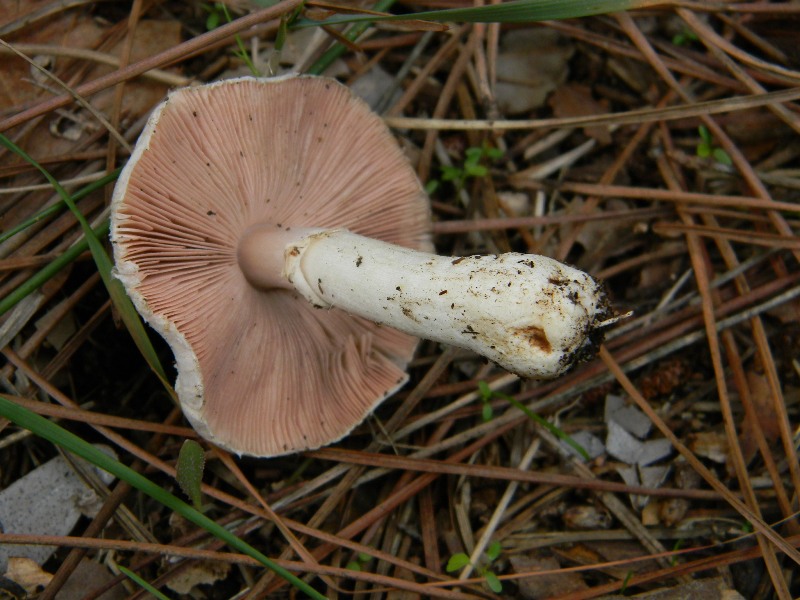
0;2;101;109
658;459;698;526
688;431;729;464
553;197;638;266
495;28;573;115
165;559;231;594
509;553;588;600
658;497;690;527
739;370;781;464
86;19;183;119
560;541;651;579
5;557;52;595
766;297;800;323
58;559;126;600
549;82;612;145
351;65;400;109
598;576;745;599
563;505;612;530
641;499;660;526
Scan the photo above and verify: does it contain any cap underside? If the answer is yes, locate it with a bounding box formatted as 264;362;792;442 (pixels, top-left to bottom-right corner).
111;76;431;457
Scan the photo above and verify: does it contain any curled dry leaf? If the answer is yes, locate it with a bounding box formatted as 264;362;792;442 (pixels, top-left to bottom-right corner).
495;28;573;115
598;576;745;599
562;504;612;530
509;553;588;600
739;369;782;463
5;557;52;595
688;430;729;464
549;82;613;145
165;560;232;595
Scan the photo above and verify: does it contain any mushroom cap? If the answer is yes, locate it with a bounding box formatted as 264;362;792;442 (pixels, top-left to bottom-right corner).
111;75;432;457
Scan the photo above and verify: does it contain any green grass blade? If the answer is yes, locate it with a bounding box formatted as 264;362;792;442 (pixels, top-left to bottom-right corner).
0;170;122;313
219;3;261;75
0;220;108;316
503;392;590;460
0;134;167;384
0;202;64;245
307;0;396;74
0;395;328;600
297;0;657;27
478;382;590;460
118;565;172;600
0;170;120;245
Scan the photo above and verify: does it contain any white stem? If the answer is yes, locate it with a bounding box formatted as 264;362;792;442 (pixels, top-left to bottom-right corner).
281;230;608;379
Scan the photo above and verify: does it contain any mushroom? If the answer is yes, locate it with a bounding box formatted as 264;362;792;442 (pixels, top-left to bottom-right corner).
111;74;611;457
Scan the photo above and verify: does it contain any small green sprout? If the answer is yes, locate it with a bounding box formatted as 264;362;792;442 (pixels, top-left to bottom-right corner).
119;565;172;600
176;439;205;510
424;179;440;195
201;2;260;75
202;2;225;30
345;551;373;571
439;141;503;191
670;538;684;566
481;397;494;422
672;28;698;46
446;541;504;593
478;381;590;460
697;125;732;166
620;570;634;593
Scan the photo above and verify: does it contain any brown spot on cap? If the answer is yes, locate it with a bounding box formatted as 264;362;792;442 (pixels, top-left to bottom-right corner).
517;326;552;353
